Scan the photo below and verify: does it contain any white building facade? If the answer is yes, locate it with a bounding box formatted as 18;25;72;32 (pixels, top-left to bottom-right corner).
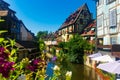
97;0;120;46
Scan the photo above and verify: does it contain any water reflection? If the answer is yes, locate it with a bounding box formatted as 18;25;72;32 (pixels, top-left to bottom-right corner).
68;63;98;80
46;62;98;80
46;62;54;80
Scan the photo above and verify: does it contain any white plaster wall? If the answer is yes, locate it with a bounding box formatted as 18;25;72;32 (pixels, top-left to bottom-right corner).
117;33;120;44
103;35;110;45
97;0;120;45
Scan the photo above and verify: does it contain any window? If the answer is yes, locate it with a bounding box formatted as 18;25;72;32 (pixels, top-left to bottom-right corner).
67;35;69;41
11;13;14;17
106;0;116;4
98;38;103;45
91;28;95;31
109;9;117;28
97;16;103;27
97;0;103;6
109;27;116;33
110;37;117;44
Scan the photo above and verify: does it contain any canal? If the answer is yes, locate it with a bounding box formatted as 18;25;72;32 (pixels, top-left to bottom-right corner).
69;63;98;80
46;62;98;80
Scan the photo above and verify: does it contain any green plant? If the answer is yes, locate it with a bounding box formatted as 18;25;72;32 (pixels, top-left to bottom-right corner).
0;30;72;80
0;31;18;80
51;47;56;56
58;35;94;64
38;39;46;53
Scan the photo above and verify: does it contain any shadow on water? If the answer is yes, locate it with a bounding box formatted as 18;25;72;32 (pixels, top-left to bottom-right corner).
46;62;98;80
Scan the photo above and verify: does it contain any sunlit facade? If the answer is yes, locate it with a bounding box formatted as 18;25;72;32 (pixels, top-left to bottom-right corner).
97;0;120;46
57;4;92;42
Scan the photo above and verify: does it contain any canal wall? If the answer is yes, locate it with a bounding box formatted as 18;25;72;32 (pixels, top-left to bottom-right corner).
84;55;96;69
84;52;116;80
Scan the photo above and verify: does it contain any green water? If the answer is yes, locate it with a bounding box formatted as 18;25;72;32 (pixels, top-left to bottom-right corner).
46;62;98;80
68;63;98;80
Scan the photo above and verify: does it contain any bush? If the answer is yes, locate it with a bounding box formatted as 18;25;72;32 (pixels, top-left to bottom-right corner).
58;34;94;64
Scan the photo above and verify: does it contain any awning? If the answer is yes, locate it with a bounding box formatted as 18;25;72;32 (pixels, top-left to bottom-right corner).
88;52;102;58
97;60;120;74
92;55;113;62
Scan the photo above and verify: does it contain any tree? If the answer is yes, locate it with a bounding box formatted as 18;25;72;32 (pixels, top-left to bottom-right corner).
58;42;68;53
51;46;56;56
58;34;93;64
36;31;48;40
38;39;46;53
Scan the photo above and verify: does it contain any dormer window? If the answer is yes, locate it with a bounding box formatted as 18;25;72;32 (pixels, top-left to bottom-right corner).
91;28;95;31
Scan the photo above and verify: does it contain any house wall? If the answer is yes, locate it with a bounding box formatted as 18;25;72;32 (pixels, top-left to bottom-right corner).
20;24;28;41
27;31;34;41
97;0;120;45
58;4;92;42
75;8;92;34
58;25;74;42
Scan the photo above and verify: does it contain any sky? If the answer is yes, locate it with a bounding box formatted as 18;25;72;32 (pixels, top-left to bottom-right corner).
4;0;96;35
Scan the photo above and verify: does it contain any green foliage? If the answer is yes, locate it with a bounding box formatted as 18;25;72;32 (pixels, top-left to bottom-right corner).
58;34;94;64
0;30;72;80
58;42;66;49
38;39;46;53
0;19;5;22
36;31;48;40
0;38;4;43
58;42;68;54
0;30;7;34
65;35;84;63
51;47;56;56
0;30;7;43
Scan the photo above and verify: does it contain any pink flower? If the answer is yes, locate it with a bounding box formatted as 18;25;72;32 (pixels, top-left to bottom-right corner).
0;47;9;59
0;61;15;78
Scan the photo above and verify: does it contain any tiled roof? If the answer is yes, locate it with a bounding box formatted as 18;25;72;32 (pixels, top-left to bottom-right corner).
0;0;10;6
59;4;87;29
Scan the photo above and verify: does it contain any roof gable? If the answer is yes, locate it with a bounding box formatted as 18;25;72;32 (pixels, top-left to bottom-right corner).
0;0;10;6
60;3;89;29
